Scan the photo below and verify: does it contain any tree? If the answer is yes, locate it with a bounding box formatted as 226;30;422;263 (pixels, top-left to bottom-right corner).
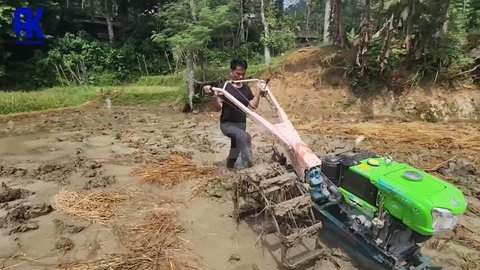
324;0;331;43
152;0;233;110
261;0;271;65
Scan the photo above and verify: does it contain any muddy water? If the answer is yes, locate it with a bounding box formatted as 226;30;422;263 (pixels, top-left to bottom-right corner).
0;103;478;270
0;133;49;155
0;105;293;270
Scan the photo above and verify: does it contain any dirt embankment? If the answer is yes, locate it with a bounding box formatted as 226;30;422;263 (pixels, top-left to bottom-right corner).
0;47;479;270
265;45;480;122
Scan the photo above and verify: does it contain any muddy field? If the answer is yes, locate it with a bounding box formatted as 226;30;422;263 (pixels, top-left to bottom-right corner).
1;49;480;270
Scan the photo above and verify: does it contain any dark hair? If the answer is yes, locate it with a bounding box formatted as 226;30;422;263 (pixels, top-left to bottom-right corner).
230;57;248;70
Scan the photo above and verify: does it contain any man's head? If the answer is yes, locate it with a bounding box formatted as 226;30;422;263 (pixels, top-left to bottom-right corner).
230;57;248;81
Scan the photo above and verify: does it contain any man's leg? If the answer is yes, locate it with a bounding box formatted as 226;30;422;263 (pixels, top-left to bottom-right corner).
220;122;250;168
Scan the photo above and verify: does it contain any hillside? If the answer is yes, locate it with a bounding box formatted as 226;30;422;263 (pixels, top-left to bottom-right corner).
261;46;480;123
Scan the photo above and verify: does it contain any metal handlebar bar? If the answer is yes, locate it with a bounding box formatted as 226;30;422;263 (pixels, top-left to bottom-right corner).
208;77;323;179
209;79;291;148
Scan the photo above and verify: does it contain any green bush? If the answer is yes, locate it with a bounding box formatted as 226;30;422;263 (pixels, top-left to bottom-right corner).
423;34;474;77
136;73;185;86
1;32;172;90
90;73;121;86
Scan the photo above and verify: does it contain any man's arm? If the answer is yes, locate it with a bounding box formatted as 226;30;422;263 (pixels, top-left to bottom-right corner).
203;85;223;112
248;86;260;109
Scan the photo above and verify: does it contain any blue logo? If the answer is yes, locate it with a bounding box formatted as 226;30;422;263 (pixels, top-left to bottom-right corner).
13;7;44;45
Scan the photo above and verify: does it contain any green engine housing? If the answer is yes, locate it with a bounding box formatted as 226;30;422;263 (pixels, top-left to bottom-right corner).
323;153;467;236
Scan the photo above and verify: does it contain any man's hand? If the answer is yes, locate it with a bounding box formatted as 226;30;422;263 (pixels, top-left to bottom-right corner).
203;85;212;94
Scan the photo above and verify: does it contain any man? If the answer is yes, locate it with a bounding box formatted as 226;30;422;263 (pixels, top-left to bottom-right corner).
203;57;261;168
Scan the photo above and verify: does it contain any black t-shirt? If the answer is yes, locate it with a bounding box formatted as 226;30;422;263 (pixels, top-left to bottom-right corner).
219;82;254;123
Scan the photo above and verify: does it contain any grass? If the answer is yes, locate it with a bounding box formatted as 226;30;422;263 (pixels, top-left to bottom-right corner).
0;77;185;115
0;56;283;115
108;85;184;105
0;86;99;115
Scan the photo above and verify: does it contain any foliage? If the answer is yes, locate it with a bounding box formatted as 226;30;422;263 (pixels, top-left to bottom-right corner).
423;34;475;76
344;0;478;93
136;74;185;87
1;0;478;114
1;32;171;89
152;0;235;59
262;13;296;55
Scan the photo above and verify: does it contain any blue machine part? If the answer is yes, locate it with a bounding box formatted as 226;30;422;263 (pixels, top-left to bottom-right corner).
308;167;329;203
311;202;443;270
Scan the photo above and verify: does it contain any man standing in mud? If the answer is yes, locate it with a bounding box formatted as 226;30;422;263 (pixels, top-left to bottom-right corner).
203;57;261;169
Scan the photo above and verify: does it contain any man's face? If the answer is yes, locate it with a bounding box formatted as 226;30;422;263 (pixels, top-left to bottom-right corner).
230;66;246;81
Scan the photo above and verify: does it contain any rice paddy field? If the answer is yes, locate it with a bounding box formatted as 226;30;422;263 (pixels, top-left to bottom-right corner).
0;48;479;270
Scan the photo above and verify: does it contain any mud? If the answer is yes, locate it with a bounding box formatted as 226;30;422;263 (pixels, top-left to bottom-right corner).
52;218;86;234
0;48;479;270
1;203;54;234
0;182;31;203
54;237;75;253
0;100;477;270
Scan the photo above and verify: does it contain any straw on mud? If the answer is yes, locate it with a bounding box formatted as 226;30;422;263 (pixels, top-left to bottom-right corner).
295;121;480;149
52;188;131;224
187;177;215;202
118;207;183;252
59;253;174;270
132;154;217;188
453;224;480;252
294;120;480;165
458;252;480;270
59;207;201;270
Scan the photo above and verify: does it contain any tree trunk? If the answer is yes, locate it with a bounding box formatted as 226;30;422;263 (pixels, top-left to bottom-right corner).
106;17;114;43
104;0;114;43
186;49;195;111
306;0;311;33
89;0;94;17
441;0;452;35
405;0;415;53
323;0;331;43
261;0;271;66
187;0;197;111
329;0;346;47
239;0;245;44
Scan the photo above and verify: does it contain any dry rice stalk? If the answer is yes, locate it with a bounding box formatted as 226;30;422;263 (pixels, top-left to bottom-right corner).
294;120;480;151
59;254;154;270
187;178;210;202
118;206;184;253
453;224;480;252
458;252;480;270
59;206;203;270
185;176;223;202
52;188;131;224
132;154;217;188
60;255;202;270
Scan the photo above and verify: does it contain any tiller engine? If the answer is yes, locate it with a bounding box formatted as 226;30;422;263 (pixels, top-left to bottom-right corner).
208;79;467;270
